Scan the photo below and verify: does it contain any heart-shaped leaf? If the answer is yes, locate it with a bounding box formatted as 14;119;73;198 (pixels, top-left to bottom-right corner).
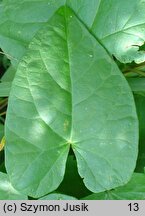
5;6;138;198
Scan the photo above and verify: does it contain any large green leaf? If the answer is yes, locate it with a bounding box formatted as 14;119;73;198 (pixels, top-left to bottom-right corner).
0;172;27;200
5;6;138;198
68;0;145;63
82;173;145;200
1;0;145;65
91;0;145;64
0;0;65;66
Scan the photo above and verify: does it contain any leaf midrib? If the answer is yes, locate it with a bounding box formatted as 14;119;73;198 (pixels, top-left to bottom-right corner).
100;22;145;41
64;6;73;143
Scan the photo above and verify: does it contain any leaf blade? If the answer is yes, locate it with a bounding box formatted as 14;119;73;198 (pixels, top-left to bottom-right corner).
67;0;145;63
82;173;145;200
0;82;11;97
0;172;27;200
5;6;138;197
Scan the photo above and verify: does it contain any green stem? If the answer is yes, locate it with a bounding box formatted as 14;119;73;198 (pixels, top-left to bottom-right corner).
0;51;18;61
0;98;7;106
0;101;7;111
0;111;6;116
124;69;145;77
122;62;145;74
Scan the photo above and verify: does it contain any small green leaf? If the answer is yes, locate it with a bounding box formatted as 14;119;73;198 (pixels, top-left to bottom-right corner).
0;82;11;97
0;172;27;200
1;66;16;82
6;6;138;198
39;193;77;200
82;173;145;200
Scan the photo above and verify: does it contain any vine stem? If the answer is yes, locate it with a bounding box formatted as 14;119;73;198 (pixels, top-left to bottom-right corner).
0;51;18;61
124;69;145;77
0;98;7;106
122;62;145;74
0;101;7;111
0;111;6;116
